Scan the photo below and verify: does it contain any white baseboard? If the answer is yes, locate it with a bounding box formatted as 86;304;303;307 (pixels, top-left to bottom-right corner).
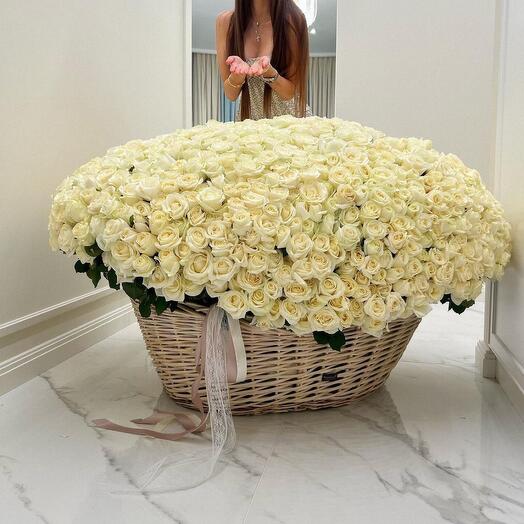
496;359;524;422
0;291;135;396
475;339;497;378
477;337;524;422
491;343;524;423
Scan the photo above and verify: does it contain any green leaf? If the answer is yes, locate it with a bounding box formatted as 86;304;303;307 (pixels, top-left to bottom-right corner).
74;260;90;273
139;297;151;317
86;265;101;287
85;242;103;258
448;297;475;315
155;296;168;315
328;330;346;351
440;294;450;305
129;215;135;227
313;331;330;345
168;301;178;312
106;268;119;289
122;281;146;300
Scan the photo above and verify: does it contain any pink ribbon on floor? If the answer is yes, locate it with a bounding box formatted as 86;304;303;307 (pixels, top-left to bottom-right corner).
92;305;245;441
91;305;243;492
92;336;208;441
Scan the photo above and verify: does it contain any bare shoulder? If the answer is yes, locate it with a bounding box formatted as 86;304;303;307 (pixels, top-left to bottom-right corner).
216;10;233;31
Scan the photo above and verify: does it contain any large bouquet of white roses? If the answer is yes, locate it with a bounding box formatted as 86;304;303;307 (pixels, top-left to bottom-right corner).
48;116;511;350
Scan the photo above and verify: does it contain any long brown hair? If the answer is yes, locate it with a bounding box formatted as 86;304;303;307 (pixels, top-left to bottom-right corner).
227;0;309;120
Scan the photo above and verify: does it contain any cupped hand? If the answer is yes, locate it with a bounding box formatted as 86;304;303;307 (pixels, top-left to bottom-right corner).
249;56;271;76
226;55;250;76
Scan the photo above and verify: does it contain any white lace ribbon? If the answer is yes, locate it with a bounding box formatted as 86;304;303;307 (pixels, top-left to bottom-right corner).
95;304;238;494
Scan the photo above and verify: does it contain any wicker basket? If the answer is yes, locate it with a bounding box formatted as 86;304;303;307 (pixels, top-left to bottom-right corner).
131;299;421;415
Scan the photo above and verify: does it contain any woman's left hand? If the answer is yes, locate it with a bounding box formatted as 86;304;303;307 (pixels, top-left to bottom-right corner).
249;56;271;76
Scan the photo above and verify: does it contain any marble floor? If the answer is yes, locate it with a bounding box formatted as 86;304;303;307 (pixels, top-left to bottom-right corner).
2;297;524;524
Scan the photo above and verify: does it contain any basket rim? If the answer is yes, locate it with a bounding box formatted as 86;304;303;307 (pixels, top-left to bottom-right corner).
129;297;420;337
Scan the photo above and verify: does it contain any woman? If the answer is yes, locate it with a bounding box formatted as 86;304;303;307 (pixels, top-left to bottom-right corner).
216;0;313;121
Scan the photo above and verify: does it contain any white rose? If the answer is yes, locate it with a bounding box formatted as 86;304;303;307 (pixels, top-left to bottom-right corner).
96;218;128;250
163;274;185;301
385;231;407;254
57;224;77;254
149;210;171;235
145;266;170;289
247;251;269;274
248;289;273;316
361;317;386;337
284;281;315;302
182;278;205;297
187;206;207;227
231;209;252;235
161;194;189;219
308;307;340;334
111;240;138;271
360;201;382;221
264;279;282;300
310;251;333;276
318;274;345;299
155;226;182;251
157;249;180;277
253;215;280;241
329;295;350;312
72;221;95;246
185;226;209;252
279;299;306;325
212;256;237;282
218;290;249;319
206;280;229;297
196;185;224;211
386;292;406;320
434;262;454;286
135;232;158;256
335;224;361;249
234;268;265;292
132;255;156;277
65;199;89;223
364;294;388;321
287;233;314;260
362;220;388;240
183;252;212;284
137;175;161;200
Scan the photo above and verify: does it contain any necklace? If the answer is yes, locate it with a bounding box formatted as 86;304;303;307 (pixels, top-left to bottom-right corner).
254;19;271;43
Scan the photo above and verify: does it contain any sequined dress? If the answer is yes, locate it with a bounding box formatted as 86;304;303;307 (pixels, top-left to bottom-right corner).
235;57;313;121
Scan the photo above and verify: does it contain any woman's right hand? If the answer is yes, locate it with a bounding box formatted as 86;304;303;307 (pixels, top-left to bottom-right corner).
226;55;250;79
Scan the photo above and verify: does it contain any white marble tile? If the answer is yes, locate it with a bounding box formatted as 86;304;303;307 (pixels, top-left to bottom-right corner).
244;364;524;524
0;336;283;524
402;301;484;369
2;287;524;524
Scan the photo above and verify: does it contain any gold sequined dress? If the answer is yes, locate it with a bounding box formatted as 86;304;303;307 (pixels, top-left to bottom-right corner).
235;58;313;121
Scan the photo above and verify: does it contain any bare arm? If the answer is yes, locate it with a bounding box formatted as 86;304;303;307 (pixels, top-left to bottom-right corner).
216;11;247;101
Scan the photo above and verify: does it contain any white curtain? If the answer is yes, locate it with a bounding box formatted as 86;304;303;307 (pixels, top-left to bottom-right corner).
308;56;336;118
192;53;336;125
192;53;223;126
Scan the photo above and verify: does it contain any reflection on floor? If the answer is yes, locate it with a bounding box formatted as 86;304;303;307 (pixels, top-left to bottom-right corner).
2;296;524;524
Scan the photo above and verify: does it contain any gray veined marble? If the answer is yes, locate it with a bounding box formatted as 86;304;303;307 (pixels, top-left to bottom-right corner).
1;299;524;524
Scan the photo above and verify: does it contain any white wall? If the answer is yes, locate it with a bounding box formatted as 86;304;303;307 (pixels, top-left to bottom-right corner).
0;0;189;392
335;0;499;180
482;0;524;418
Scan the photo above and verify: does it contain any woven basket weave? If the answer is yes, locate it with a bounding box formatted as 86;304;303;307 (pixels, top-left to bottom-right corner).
131;299;421;415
